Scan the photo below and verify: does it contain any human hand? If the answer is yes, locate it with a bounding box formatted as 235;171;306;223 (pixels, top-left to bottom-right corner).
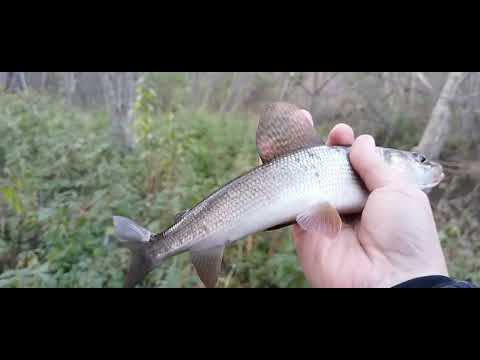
292;123;449;288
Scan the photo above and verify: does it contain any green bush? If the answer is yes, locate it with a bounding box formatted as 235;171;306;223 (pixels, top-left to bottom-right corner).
0;93;307;288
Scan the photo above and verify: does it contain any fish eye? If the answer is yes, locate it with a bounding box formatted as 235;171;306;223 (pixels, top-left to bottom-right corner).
411;152;427;163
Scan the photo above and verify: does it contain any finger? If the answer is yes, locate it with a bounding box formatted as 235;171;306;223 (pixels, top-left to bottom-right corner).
349;135;399;191
292;224;321;265
326;123;355;146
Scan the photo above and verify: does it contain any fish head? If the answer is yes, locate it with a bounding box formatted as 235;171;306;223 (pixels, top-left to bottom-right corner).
381;149;445;192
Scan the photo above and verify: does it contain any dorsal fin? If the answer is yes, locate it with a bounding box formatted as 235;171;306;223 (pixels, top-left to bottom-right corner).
255;102;321;163
175;209;190;223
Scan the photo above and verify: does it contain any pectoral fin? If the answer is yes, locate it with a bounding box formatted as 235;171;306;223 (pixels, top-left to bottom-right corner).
296;203;342;239
191;246;225;288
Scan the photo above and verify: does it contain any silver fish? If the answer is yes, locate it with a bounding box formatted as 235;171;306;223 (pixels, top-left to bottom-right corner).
113;102;445;288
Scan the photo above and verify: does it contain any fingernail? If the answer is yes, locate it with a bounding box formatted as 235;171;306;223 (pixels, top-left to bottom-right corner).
358;135;375;149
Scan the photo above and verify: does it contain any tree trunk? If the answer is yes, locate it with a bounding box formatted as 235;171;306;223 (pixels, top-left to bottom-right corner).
40;72;49;90
5;72;27;93
416;72;469;159
200;72;224;111
220;72;238;113
310;72;320;117
62;72;77;105
0;72;6;88
390;72;402;116
189;72;203;108
100;72;137;150
408;72;418;106
229;72;255;113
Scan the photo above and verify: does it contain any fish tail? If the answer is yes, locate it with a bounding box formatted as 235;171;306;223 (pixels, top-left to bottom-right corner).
113;216;156;288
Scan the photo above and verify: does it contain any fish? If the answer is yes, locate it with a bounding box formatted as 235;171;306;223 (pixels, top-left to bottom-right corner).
113;102;445;288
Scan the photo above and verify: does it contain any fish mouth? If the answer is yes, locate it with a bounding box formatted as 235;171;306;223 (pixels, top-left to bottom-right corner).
439;172;445;182
422;171;445;190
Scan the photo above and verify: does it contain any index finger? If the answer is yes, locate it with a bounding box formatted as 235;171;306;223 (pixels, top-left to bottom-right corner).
326;123;355;146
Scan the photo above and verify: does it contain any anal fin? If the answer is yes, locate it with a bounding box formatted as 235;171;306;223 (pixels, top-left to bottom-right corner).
191;246;225;288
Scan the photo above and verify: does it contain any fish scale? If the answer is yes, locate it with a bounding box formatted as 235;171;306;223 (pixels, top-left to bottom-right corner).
148;145;366;259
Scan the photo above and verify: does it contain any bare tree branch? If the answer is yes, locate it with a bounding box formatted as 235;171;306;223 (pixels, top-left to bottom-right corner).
314;72;340;96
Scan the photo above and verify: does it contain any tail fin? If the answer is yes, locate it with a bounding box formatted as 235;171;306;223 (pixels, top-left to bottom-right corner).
113;216;155;288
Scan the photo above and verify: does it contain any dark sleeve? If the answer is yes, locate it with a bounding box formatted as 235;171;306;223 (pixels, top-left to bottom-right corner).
392;276;478;288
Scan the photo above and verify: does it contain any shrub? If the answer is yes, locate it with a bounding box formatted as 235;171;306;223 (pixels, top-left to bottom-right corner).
0;94;308;287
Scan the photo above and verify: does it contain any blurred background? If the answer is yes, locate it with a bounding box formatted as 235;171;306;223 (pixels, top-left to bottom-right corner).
0;72;478;288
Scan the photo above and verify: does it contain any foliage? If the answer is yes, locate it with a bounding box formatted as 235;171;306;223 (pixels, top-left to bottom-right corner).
0;93;308;288
375;115;424;150
0;91;478;288
137;72;188;114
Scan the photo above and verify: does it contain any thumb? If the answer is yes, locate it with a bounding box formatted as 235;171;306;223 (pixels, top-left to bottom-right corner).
349;135;401;191
292;223;323;273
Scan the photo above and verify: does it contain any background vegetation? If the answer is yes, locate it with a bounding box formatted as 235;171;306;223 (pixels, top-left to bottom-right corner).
0;72;478;287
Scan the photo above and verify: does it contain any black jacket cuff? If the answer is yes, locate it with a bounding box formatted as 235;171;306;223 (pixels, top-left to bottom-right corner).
392;276;477;288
